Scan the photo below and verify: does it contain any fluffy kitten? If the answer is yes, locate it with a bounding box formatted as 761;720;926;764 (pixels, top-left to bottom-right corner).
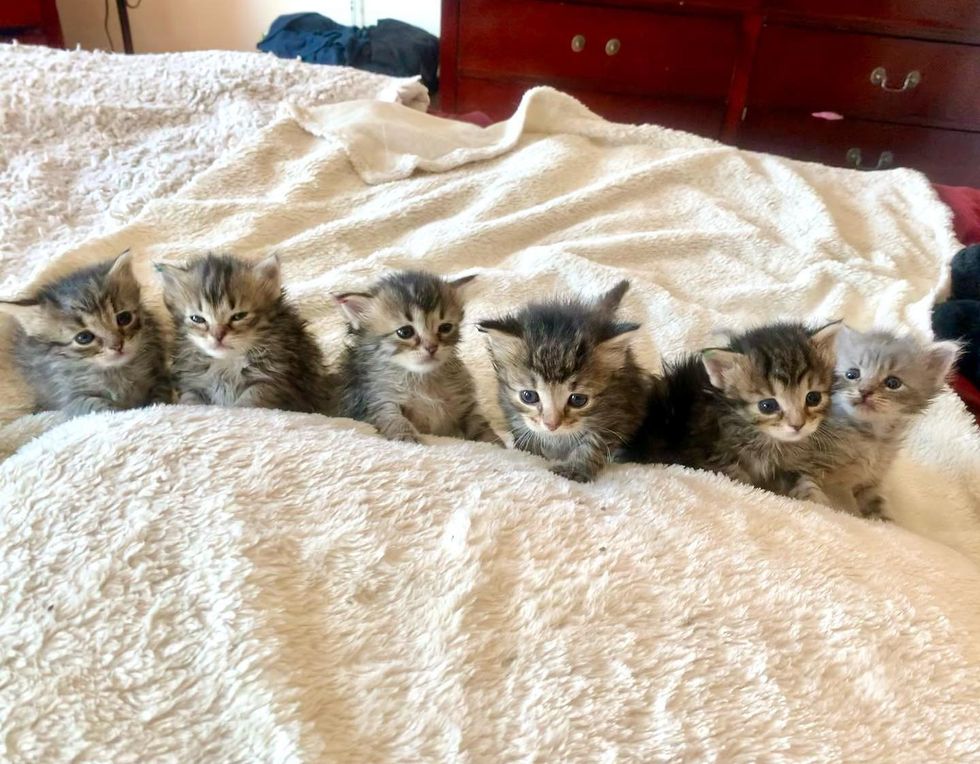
0;251;168;417
478;281;648;482
624;321;840;487
158;253;330;413
787;327;959;517
334;270;500;444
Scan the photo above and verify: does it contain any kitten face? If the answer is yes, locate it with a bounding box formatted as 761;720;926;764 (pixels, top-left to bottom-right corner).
833;327;958;422
703;321;840;443
334;270;473;375
0;252;145;368
479;281;639;438
158;253;282;359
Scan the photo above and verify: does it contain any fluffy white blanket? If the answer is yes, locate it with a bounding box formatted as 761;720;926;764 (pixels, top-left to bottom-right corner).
2;80;980;761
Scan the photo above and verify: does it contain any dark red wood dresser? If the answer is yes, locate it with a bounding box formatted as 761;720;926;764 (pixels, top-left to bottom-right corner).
0;0;62;47
439;1;980;185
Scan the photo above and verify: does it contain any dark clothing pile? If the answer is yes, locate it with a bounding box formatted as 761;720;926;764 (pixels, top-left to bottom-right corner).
258;13;439;92
932;244;980;389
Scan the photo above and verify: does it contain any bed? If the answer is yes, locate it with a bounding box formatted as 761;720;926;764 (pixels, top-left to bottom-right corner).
2;44;980;762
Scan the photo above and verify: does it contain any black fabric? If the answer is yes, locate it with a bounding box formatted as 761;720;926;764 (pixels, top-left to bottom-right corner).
258;13;439;92
933;245;980;387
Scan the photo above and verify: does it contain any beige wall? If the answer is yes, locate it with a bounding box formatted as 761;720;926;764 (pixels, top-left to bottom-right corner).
57;0;439;54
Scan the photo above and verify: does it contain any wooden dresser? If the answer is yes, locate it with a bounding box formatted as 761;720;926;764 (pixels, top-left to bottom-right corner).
440;1;980;186
0;0;62;47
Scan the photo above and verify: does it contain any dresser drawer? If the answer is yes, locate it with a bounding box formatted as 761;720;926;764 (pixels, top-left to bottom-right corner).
457;0;739;100
456;76;725;137
749;25;980;131
0;0;42;28
738;110;980;186
766;1;980;41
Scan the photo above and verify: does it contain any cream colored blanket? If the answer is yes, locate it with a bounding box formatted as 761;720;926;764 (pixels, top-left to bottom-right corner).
2;88;980;762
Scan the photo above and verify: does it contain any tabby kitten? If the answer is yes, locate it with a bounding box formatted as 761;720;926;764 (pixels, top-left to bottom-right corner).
787;327;959;517
334;269;500;444
624;321;840;488
478;281;648;482
0;251;168;417
158;253;330;413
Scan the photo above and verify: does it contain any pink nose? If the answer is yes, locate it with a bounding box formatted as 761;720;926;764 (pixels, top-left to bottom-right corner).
544;419;561;431
110;339;124;353
214;326;228;343
789;423;803;432
859;390;873;401
423;343;438;356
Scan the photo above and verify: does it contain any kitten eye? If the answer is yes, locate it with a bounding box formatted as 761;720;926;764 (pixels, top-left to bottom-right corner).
567;393;589;408
519;390;539;405
844;368;861;380
230;312;248;322
115;311;133;327
884;376;903;390
396;326;415;339
189;314;207;325
74;330;95;345
757;398;780;414
804;391;822;407
437;323;454;334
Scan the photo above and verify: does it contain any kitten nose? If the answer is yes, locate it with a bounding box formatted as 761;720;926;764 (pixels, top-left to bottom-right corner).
859;389;873;400
214;326;229;343
789;422;804;432
423;342;438;356
109;338;124;353
543;418;561;431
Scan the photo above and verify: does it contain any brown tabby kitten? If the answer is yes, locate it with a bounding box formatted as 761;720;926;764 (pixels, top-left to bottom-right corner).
158;253;330;413
334;269;500;444
624;321;840;488
478;281;648;482
0;252;168;417
786;327;959;517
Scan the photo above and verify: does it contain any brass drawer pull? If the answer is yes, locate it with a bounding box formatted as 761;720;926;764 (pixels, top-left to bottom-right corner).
605;38;621;56
846;148;894;171
870;67;921;93
571;34;585;52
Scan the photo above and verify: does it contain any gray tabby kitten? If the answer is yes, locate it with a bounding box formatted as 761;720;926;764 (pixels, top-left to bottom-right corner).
158;253;330;413
0;251;168;417
478;281;648;482
334;269;500;444
624;321;840;488
787;327;959;518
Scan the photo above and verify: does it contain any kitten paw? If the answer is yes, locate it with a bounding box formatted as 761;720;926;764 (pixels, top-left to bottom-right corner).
550;463;595;483
385;427;420;444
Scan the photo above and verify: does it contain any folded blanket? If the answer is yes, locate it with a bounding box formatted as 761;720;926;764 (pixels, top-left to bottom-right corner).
2;88;979;762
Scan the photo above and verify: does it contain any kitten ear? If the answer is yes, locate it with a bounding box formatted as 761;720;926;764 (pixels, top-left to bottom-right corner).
476;316;522;338
154;261;187;286
924;340;961;385
0;300;51;335
597;321;640;352
333;292;374;328
477;316;525;360
448;273;477;290
596;280;630;314
253;253;282;292
809;319;843;354
701;348;743;390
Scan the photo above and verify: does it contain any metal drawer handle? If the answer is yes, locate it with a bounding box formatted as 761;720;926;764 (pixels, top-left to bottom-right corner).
571;34;585;52
605;38;620;56
870;67;921;92
846;148;894;171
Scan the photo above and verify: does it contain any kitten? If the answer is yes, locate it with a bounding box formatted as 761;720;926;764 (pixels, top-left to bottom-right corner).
624;321;840;488
478;280;648;482
334;269;500;444
0;251;168;417
158;253;330;413
787;327;959;517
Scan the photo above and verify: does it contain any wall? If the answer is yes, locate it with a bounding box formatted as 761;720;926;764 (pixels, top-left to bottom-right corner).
57;0;439;54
